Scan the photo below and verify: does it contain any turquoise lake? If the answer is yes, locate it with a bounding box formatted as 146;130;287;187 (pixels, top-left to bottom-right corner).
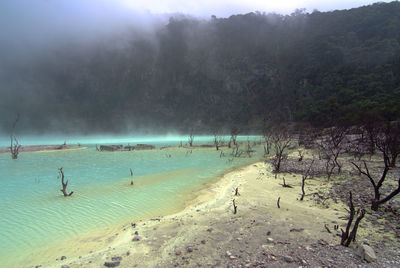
0;135;263;267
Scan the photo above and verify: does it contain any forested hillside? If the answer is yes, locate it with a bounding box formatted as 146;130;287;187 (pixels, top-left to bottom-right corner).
1;1;400;133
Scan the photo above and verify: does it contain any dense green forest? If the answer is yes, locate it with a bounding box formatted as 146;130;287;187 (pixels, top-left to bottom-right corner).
1;1;400;133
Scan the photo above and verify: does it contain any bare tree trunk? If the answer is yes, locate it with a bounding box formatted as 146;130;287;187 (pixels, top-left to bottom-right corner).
10;114;21;159
188;129;194;147
235;187;240;196
271;125;292;173
390;155;398;168
351;161;399;211
230;126;240;147
130;168;134;185
213;133;221;151
58;168;73;197
315;126;347;177
300;160;314;201
246;140;252;158
340;192;365;247
371;178;400;210
281;177;293;188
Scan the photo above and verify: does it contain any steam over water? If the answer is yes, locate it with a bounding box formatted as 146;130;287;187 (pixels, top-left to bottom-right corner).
0;135;262;266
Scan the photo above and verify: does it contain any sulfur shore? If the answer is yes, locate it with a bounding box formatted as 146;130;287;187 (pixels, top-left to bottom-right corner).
38;158;398;268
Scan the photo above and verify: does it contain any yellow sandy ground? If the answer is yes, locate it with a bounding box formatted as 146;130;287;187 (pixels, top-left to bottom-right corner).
31;158;366;268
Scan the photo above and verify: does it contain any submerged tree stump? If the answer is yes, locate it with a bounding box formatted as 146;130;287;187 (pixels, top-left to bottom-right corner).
58;167;73;197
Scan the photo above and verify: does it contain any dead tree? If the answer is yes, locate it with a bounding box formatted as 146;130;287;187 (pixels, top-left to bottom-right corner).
263;128;273;156
340;192;366;246
300;159;314;201
246;139;253;158
10;136;21;160
281;177;293;188
263;145;269;157
262;118;276;155
319;152;336;180
10;114;21;159
298;125;317;149
375;122;400;168
228;127;240;148
130;168;134;185
362;118;381;156
58;168;73;197
351;160;400;211
315;126;347;179
188;129;194;147
324;224;332;233
232;199;237;214
351;132;369;161
271;126;292;173
231;144;244;158
213;132;222;151
235;187;240;196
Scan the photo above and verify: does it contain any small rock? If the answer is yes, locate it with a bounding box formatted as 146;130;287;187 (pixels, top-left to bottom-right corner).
60;256;66;260
283;256;294;263
111;256;122;261
357;244;377;263
131;223;136;227
267;238;274;243
61;265;69;268
229;255;236;259
207;228;213;232
132;235;142;241
134;231;139;235
104;261;120;267
187;247;193;253
175;251;182;256
266;231;271;236
201;240;206;244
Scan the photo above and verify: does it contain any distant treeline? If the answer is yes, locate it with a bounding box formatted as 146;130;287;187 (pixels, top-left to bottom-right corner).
1;1;400;133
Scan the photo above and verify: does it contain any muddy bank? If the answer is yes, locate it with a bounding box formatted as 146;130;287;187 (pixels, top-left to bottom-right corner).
0;144;84;153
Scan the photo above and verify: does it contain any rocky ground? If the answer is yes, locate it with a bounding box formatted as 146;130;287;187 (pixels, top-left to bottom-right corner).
42;149;399;268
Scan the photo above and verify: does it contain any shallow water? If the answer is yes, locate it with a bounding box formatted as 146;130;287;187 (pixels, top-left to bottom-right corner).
0;136;262;266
